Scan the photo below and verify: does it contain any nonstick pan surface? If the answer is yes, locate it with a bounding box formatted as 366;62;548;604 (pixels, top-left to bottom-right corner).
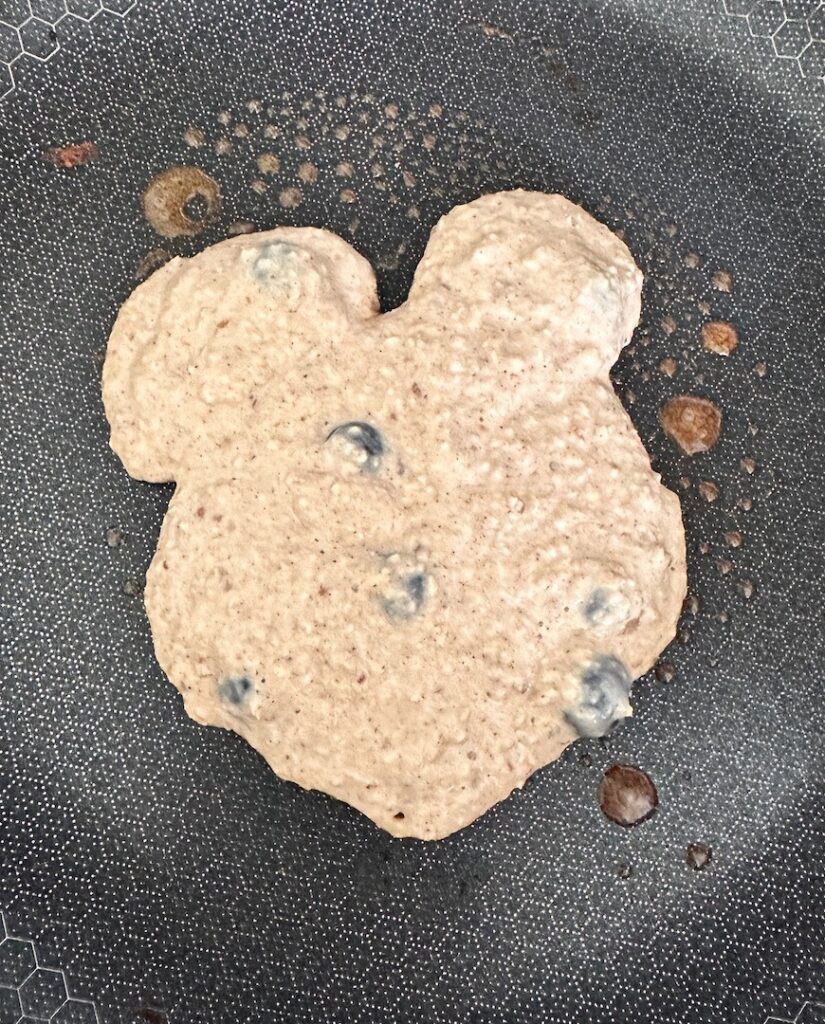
0;2;823;1022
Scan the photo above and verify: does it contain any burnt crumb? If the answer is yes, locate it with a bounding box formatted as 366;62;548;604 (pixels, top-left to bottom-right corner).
123;578;144;597
143;166;221;238
702;320;739;355
660;395;722;455
599;764;658;827
655;661;676;682
43;141;99;168
136;1009;168;1024
578;751;593;767
393;811;405;820
711;269;733;292
135;247;171;282
698;480;720;503
686;842;712;870
613;862;633;879
106;527;125;548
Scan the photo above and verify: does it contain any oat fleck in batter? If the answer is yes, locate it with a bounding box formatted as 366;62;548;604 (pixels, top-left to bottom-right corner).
102;191;686;840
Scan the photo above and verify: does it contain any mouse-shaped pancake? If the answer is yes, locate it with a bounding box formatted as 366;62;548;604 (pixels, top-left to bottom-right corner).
103;190;686;839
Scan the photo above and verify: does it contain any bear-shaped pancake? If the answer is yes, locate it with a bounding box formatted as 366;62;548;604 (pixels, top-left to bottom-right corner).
103;190;685;840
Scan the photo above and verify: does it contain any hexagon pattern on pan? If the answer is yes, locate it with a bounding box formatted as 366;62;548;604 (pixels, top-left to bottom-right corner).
0;910;101;1023
0;0;139;100
722;0;825;81
763;1001;825;1023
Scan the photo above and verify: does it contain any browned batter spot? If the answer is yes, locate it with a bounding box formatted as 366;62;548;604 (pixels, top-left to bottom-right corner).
257;152;281;175
660;395;722;455
684;252;701;269
599;764;658;827
712;268;733;292
44;141;98;168
740;456;756;474
702;320;739;355
753;361;767;377
335;161;355;177
659;357;677;377
227;220;257;236
661;315;677;335
724;531;743;548
339;188;358;204
183;127;206;148
298;161;319;184
738;579;755;599
143;167;221;239
698;480;720;503
278;186;303;209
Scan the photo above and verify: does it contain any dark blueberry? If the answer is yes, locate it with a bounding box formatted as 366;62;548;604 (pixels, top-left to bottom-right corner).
219;675;253;705
584;588;610;624
382;571;428;620
566;655;632;738
326;421;384;473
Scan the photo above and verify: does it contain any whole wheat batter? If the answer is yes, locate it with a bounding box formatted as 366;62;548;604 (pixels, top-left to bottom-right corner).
103;190;686;840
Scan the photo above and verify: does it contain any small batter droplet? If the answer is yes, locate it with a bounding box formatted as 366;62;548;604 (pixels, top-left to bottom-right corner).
598;764;658;826
660;395;722;455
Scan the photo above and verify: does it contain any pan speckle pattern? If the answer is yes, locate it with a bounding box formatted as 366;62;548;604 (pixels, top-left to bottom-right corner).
0;1;823;1023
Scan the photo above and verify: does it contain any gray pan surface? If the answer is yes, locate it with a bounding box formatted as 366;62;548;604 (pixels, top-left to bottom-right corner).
0;1;823;1022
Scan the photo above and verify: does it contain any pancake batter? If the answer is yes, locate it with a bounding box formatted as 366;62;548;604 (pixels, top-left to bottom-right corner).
103;190;686;840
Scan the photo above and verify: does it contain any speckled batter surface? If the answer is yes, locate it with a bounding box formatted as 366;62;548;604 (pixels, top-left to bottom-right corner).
103;190;685;839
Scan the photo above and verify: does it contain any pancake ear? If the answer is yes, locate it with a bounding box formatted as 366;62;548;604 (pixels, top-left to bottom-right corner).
102;228;379;483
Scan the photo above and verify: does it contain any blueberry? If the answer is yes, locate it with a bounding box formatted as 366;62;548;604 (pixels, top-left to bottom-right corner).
566;656;632;738
326;421;385;473
219;675;253;705
584;588;610;625
382;571;428;620
251;241;298;285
